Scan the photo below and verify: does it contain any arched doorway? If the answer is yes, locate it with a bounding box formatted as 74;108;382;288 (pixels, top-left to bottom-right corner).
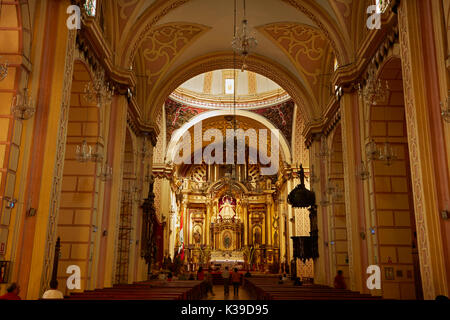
368;56;423;299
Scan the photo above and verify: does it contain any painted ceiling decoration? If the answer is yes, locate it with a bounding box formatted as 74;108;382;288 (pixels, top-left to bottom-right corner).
165;98;294;148
258;23;334;106
138;23;210;98
170;69;291;109
101;0;363;125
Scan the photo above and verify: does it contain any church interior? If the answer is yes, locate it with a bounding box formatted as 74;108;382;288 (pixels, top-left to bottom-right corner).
0;0;449;301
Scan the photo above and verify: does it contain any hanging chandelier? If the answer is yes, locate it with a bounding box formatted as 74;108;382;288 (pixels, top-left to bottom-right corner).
379;142;397;166
366;139;380;161
358;64;389;106
0;57;8;81
11;87;35;120
231;0;257;71
76;139;92;162
99;164;113;182
90;142;103;163
84;70;113;108
358;160;370;180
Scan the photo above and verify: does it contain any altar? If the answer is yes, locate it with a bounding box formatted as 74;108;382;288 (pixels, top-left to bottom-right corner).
210;250;244;269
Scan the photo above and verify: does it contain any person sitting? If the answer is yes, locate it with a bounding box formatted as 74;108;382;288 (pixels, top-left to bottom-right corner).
244;270;252;278
167;272;173;282
333;270;347;289
197;267;205;281
0;283;21;300
282;273;288;281
293;277;303;286
42;280;64;300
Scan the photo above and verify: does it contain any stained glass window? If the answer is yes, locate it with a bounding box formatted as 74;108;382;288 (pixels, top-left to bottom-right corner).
84;0;97;17
376;0;388;14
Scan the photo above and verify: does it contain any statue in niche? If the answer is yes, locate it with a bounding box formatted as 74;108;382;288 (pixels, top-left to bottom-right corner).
219;196;235;219
253;228;261;247
193;228;201;244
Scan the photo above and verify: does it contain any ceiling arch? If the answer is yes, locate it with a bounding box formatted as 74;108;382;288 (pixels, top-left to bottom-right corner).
166;110;292;165
147;51;318;124
118;0;351;67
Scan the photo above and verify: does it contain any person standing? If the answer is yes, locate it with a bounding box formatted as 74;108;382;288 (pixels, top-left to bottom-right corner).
221;267;230;296
231;268;241;296
197;266;205;281
42;280;64;299
205;271;215;297
0;283;21;300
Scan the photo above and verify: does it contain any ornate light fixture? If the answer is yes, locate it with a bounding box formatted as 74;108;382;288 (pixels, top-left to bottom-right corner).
76;139;92;162
231;0;257;71
358;64;389;106
99;164;113;182
326;178;336;195
441;90;450;123
84;70;113;108
379;142;397;166
90;142;103;163
0;57;8;81
11;88;35;120
366;139;380;161
358;160;370;180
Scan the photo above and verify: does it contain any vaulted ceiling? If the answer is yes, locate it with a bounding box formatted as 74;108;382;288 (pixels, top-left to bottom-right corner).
101;0;373;123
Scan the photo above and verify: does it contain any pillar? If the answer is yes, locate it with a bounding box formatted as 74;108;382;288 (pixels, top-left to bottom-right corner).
243;202;248;246
398;0;450;298
340;91;369;293
266;198;272;246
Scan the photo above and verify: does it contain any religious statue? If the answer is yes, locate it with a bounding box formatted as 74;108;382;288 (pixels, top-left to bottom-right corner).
219;196;235;219
193;229;201;244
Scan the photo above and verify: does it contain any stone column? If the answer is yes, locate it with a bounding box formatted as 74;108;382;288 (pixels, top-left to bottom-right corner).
398;0;450;298
205;199;211;246
243;199;249;246
340;90;369;293
266;197;273;246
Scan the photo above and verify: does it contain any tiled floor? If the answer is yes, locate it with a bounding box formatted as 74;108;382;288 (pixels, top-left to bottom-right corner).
205;285;254;300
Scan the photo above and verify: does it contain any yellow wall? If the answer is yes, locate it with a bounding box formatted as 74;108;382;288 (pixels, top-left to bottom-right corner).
57;61;100;295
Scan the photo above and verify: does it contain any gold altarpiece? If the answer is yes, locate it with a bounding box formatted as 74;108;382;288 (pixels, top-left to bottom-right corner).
170;163;280;271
